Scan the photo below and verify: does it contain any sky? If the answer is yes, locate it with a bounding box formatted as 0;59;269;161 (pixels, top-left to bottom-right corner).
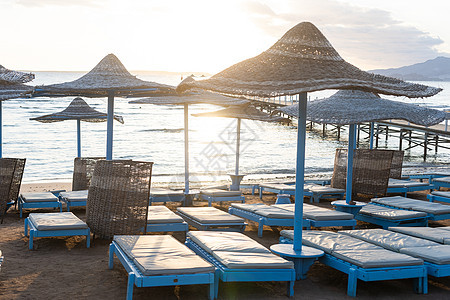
1;0;449;73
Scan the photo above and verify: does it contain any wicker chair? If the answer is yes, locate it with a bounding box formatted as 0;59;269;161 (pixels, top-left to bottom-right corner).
72;157;105;191
389;150;404;179
331;149;394;199
0;158;20;223
86;160;153;239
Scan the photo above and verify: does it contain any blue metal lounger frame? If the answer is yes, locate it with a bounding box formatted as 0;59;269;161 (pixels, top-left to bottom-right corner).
149;194;186;206
387;184;434;197
24;217;90;250
145;222;189;233
109;241;215;300
185;237;295;299
427;194;450;204
279;237;428;297
199;194;245;207
228;206;310;237
355;212;428;229
176;210;247;232
58;196;86;212
371;202;450;222
259;185;344;203
18;191;64;218
432;178;450;190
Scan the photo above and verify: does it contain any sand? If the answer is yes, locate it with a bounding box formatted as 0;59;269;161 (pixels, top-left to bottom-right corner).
0;182;449;299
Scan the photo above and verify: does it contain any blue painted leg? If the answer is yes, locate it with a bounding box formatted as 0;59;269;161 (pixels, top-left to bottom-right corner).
293;257;317;280
108;244;115;269
126;272;135;300
258;218;264;237
259;187;263;199
209;275;215;300
347;268;357;297
86;229;91;248
287;280;294;297
24;218;29;237
214;270;220;299
29;229;35;250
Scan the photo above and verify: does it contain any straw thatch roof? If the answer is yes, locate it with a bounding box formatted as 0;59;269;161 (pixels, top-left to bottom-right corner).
35;54;174;97
0;65;34;83
192;102;289;123
0;81;34;101
177;22;441;98
30;97;124;123
276;90;446;127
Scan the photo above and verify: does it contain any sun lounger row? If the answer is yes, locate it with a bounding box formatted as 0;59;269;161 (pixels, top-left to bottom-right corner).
355;203;428;228
229;203;356;237
279;230;427;297
150;188;245;207
258;183;345;203
388;226;450;245
18;191;64;218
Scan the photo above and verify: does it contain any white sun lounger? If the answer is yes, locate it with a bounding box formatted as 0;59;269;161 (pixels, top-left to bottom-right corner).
259;183;345;203
24;212;90;250
388;227;450;245
432;176;450;190
356;203;428;228
18;192;63;218
109;235;215;300
371;196;450;221
149;189;187;205
198;189;245;207
340;229;450;277
387;179;433;196
279;230;427;297
428;191;450;204
59;190;88;211
185;231;295;298
146;206;188;233
176;207;246;232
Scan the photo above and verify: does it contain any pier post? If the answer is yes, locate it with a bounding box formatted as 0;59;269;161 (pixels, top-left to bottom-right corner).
424;133;428;161
399;129;403;150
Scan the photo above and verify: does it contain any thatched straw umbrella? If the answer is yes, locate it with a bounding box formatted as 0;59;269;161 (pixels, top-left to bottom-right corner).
31;97;124;157
34;53;174;160
176;21;441;273
276;89;446;205
192;102;289;190
0;66;35;157
129;88;248;194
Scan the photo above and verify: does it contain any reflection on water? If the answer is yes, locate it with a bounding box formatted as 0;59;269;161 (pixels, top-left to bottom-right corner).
5;72;450;183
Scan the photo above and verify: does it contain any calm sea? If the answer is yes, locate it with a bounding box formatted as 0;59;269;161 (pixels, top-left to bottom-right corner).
4;71;450;184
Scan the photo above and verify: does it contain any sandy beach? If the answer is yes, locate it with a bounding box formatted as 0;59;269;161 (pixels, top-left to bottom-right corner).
0;182;449;300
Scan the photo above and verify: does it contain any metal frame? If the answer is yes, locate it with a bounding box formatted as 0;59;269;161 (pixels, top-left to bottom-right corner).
387;183;434;197
432;178;450;190
372;201;450;222
355;212;428;229
145;222;189;233
259;184;344;203
185;237;295;299
176;210;246;232
199;194;245;207
18;194;63;218
109;241;215;300
24;217;90;250
427;194;450;204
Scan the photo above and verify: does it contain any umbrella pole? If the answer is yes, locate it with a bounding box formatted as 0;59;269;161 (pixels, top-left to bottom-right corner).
106;91;114;160
0;101;2;158
184;103;189;193
345;124;357;203
369;122;374;149
77;119;81;158
235;118;241;176
293;92;307;251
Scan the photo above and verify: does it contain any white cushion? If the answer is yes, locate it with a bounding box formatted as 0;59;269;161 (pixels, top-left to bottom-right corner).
400;245;450;265
200;189;242;197
332;249;423;269
21;192;58;203
147;206;184;224
372;196;450;215
274;203;354;221
59;190;88;202
259;183;295;191
212;251;293;269
29;212;87;230
388;179;429;188
177;207;244;224
431;191;450;198
113;235;214;276
358;203;427;220
389;227;450;245
434;176;450;183
304;184;345;194
231;203;293;219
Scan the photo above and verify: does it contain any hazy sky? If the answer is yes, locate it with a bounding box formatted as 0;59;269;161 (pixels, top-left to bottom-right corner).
1;0;449;73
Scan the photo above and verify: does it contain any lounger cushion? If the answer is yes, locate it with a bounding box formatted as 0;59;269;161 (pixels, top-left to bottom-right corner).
150;189;184;197
59;190;88;202
259;183;295;191
177;207;244;224
431;191;450;198
231;203;293;219
332;249;423;268
400;245;450;265
434;176;450;183
274;203;354;221
113;235;214;276
340;229;439;252
372;196;450;215
200;189;242;197
358;203;427;220
212;251;294;269
280;230;382;254
29;212;88;230
388;179;429;188
147;206;184;224
388;227;450;244
304;184;345;194
20;192;58;203
188;231;271;254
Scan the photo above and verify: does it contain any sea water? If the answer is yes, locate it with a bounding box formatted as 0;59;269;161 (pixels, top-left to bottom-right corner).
4;71;450;184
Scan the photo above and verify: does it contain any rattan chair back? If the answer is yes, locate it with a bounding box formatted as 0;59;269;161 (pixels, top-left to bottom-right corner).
389;150;404;179
331;148;347;189
0;158;18;222
86;160;153;239
72;157;105;191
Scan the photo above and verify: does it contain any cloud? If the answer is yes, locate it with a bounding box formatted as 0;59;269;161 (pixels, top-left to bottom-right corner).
240;0;448;69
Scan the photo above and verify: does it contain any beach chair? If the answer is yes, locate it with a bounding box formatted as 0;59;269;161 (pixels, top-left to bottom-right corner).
340;228;450;278
279;230;427;297
355;203;428;229
86;160;153;239
109;235;215;300
432;176;450;190
149;188;187;205
371;196;450;221
18;191;63;218
388;226;450;245
259;182;345;203
146;205;188;234
0;158;18;222
427;191;450;203
198;189;245;207
5;158;26;212
185;231;295;298
387;178;434;196
407;171;450;183
24;212;90;250
176;207;247;232
59;157;104;211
